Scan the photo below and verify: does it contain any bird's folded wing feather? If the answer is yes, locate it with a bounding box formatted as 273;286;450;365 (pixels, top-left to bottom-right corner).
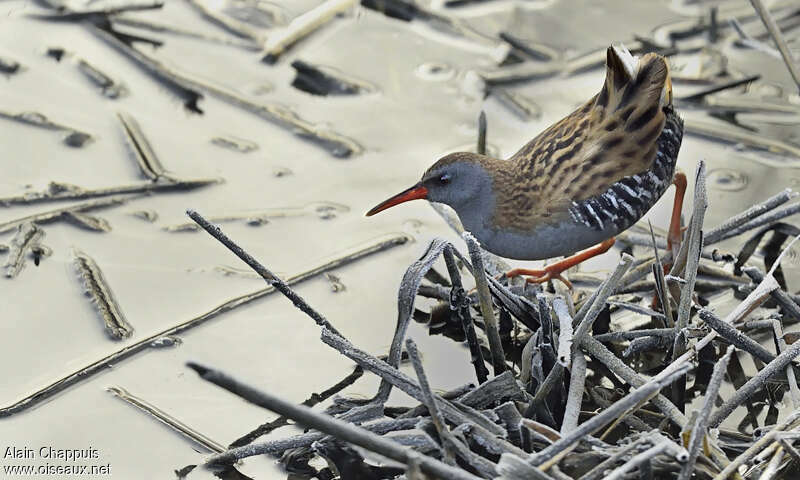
495;46;672;231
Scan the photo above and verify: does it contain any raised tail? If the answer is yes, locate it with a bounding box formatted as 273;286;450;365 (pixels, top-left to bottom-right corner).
596;43;672;114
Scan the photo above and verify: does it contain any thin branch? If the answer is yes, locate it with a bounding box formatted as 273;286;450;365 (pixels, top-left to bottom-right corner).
405;338;458;465
748;0;800;93
463;232;506;374
678;345;734;480
189;363;483;480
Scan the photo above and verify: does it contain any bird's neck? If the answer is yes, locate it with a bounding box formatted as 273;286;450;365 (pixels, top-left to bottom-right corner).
454;157;510;237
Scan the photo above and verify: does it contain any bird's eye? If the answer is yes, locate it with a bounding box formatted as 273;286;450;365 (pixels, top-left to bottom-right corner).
438;174;451;185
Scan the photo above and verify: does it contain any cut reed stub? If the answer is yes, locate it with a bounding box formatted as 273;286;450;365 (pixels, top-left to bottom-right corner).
4;222;45;279
72;248;133;340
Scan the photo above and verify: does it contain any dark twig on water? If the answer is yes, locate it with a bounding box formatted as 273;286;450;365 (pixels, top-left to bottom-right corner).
261;0;356;64
107;386;226;453
74;57;127;98
675;74;761;103
0;109;93;147
184;0;264;45
186;209;341;336
0;195;136;234
743;267;800;324
748;0;800;93
0;178;219;207
87;20;361;157
117;111;174;182
490;88;542;121
112;16;259;49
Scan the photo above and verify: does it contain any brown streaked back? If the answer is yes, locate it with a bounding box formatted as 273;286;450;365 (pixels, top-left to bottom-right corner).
494;46;672;232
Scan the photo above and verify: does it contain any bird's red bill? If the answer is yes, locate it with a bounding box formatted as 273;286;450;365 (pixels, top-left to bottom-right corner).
366;184;428;216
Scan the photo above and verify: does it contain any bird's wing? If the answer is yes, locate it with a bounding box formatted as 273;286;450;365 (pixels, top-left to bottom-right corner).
495;45;672;231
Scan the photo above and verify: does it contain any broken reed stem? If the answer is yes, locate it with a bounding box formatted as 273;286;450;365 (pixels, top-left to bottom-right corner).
377;238;450;404
709;338;800;428
405;338;458;465
525;363;691;468
770;319;800;407
605;436;684;480
0;178;219;207
713;409;800;480
117;111;172;182
704;189;795;244
495;452;558;480
0;233;407;417
184;0;264;45
580;336;688;427
221;414;417;459
748;0;800;93
554;296;573;367
4;222;44;278
577;434;652;480
189;363;483;480
477;110;487;155
229;365;364;448
463;232;506;375
573;254;634;343
72;248;133;340
560;350;586;435
711;202;800;245
0;195;134;234
320;328;506;437
698;310;775;363
676;162;707;331
743;267;800;323
593;328;677;342
443;246;490;384
758;445;785;480
690;238;800;421
107;386;225;453
186;209;340;336
678;346;734;480
90;21;360;156
262;0;356;63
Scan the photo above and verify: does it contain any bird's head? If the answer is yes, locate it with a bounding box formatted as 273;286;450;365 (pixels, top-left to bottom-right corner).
366;152;495;217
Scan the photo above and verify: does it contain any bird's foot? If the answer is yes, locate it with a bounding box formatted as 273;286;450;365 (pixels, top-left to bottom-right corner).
498;237;617;291
501;266;574;290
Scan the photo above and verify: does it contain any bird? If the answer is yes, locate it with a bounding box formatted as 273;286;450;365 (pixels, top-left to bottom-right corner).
366;43;685;287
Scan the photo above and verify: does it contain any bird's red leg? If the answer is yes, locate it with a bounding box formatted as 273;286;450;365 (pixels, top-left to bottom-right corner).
667;172;687;259
502;237;616;289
